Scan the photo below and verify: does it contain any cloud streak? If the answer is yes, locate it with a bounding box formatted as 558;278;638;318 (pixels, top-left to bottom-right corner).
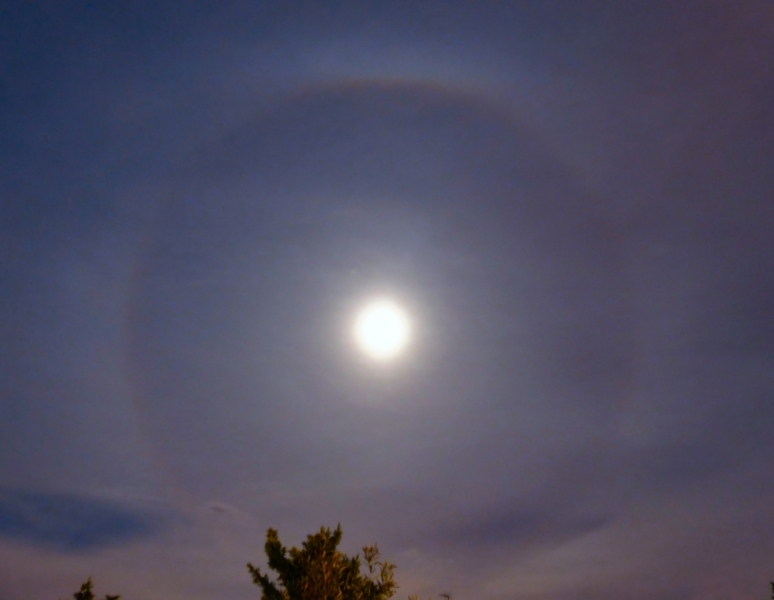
0;489;171;552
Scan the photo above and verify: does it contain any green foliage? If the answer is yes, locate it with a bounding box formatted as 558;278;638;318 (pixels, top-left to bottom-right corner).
66;578;120;600
247;524;397;600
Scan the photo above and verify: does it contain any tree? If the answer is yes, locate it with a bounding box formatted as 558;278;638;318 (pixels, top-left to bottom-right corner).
65;578;120;600
247;524;397;600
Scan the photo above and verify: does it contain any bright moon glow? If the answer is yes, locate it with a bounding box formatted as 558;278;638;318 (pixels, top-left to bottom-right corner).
354;300;411;360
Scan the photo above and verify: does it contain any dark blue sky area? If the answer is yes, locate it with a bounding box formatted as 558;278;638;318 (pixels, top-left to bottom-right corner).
1;3;773;600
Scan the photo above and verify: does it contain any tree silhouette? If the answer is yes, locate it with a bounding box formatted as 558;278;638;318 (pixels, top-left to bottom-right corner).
65;578;119;600
247;524;397;600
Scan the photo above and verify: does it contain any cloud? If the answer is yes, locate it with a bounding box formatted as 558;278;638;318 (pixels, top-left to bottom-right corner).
0;488;172;552
428;491;611;554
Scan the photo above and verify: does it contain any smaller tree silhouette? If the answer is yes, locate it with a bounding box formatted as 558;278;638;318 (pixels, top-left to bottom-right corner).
65;578;119;600
247;524;397;600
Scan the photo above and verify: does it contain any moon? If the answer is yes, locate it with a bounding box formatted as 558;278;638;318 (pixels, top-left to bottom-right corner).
353;299;411;360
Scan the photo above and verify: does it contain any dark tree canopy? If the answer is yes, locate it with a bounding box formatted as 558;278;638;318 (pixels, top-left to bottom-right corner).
247;525;397;600
66;578;119;600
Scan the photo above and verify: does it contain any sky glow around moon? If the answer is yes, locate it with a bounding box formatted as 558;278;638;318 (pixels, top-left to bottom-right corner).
353;300;411;360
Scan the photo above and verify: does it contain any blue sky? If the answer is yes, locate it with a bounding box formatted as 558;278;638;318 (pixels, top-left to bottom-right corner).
1;2;773;599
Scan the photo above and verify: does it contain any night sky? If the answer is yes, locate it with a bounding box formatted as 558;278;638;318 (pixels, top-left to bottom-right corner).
1;3;773;599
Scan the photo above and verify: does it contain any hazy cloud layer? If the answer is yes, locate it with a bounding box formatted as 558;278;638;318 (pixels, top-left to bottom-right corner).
1;2;773;600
